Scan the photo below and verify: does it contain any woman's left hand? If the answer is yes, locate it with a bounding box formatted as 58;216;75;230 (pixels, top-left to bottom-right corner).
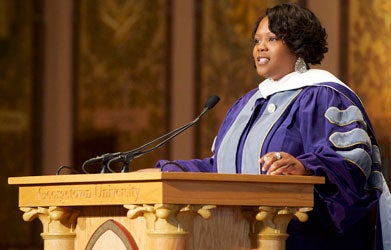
259;151;311;175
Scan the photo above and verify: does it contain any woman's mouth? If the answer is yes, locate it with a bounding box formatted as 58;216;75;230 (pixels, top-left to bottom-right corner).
257;56;270;65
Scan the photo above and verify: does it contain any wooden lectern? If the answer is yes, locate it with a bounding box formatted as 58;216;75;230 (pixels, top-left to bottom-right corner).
8;172;324;250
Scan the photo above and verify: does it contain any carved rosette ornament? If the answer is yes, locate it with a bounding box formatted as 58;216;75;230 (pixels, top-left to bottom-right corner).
21;206;80;250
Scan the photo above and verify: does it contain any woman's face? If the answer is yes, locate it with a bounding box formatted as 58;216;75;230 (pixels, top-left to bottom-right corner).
252;17;297;80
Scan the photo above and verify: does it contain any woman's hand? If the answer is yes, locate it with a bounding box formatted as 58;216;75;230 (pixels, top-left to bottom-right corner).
259;152;312;175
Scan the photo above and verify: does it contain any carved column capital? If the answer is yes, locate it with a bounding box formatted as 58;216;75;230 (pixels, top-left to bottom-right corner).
21;206;80;249
255;206;312;234
243;206;312;250
21;206;80;235
124;204;215;236
125;203;215;249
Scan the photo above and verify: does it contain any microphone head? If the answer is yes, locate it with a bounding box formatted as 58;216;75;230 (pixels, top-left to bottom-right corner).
204;95;220;110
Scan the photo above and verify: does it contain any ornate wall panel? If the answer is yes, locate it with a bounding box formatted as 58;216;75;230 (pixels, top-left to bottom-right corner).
0;0;42;248
74;0;171;172
348;0;391;182
195;0;304;157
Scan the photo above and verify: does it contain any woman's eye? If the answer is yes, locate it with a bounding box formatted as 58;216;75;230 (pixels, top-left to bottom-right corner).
269;37;278;42
253;38;260;44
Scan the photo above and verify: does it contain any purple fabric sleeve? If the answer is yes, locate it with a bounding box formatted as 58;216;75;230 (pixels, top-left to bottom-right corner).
290;86;380;233
155;157;215;172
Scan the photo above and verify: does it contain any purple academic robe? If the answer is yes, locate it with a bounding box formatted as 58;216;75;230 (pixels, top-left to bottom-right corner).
156;76;384;250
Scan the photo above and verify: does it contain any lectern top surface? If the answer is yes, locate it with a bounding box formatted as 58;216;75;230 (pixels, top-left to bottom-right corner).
8;171;324;185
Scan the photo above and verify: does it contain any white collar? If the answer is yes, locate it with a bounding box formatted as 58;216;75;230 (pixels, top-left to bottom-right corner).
258;69;348;98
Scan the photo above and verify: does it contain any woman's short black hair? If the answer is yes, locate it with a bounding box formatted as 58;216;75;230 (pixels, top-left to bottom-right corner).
252;3;328;65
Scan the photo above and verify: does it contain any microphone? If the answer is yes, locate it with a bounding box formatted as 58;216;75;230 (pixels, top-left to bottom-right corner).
82;152;121;166
108;95;220;172
203;95;220;110
82;152;121;174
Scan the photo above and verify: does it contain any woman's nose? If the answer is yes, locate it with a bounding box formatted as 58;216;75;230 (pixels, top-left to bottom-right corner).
257;40;267;51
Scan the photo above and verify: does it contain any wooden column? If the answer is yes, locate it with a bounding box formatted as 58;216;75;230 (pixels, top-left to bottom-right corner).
21;206;79;250
125;204;215;249
244;206;312;250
